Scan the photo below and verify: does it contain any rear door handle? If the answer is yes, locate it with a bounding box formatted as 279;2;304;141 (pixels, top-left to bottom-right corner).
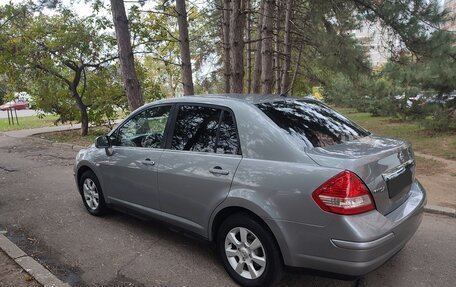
142;158;155;166
209;166;230;175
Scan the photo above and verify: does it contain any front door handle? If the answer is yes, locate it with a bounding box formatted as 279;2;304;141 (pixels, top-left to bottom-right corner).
142;158;155;166
209;166;230;175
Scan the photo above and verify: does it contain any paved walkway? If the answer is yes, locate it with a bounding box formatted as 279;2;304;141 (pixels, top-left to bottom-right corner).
2;118;122;138
2;124;80;138
414;152;456;214
0;109;38;119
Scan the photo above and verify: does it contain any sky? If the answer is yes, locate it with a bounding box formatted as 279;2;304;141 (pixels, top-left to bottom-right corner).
0;0;448;19
0;0;153;17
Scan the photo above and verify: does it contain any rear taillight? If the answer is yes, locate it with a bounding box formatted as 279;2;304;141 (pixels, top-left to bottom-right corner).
312;170;375;215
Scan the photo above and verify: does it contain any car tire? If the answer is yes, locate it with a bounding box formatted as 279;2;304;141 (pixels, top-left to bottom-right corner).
78;170;108;216
217;213;283;287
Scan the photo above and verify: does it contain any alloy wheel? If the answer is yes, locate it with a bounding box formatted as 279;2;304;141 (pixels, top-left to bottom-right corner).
224;227;267;280
83;178;99;210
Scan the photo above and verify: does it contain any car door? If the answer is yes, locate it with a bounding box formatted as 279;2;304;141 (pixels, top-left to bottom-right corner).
158;104;242;235
99;105;172;212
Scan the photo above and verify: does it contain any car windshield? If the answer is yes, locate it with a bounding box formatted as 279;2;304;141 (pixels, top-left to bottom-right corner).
256;99;370;148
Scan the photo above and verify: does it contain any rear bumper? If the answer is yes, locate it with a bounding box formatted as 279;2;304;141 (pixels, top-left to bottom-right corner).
267;180;426;276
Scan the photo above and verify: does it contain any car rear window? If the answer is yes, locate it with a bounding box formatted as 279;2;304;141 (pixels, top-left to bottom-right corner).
256;100;370;148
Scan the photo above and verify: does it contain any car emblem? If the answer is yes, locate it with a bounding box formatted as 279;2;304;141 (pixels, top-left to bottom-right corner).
398;151;406;162
373;186;385;193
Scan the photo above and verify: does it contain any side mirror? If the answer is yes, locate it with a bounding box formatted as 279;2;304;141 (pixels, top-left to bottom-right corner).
95;136;114;156
95;136;110;148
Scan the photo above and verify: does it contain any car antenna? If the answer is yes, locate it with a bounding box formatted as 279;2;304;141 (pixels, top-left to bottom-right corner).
279;86;292;98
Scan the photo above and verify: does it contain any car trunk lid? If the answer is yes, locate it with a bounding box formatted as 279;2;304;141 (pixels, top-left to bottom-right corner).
306;135;415;215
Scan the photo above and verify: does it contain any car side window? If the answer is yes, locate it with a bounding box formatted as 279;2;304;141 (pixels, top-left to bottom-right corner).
171;105;221;153
116;105;171;148
216;110;239;155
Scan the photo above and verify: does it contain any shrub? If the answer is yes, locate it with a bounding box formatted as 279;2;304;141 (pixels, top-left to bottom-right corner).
419;99;456;132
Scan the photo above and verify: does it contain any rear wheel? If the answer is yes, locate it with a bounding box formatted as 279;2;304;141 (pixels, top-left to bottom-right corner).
79;170;108;216
217;213;283;287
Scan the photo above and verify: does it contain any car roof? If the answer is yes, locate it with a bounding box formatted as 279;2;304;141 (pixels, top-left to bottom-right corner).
143;94;317;108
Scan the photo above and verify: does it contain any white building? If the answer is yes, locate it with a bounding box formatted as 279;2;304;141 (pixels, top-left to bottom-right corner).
352;21;393;70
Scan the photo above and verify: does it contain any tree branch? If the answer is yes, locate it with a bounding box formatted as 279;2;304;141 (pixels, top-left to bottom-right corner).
34;63;71;87
82;55;118;69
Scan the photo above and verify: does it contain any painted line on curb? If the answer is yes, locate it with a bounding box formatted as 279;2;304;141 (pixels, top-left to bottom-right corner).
0;234;70;287
424;205;456;218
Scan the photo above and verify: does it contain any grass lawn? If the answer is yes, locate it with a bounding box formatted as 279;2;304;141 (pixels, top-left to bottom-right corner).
34;126;111;147
334;107;456;160
0;115;59;132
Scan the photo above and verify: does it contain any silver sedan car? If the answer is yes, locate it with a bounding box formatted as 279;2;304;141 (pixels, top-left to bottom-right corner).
74;94;426;287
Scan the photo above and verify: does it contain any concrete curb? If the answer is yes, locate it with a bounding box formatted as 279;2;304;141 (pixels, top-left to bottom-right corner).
0;234;70;287
424;205;456;218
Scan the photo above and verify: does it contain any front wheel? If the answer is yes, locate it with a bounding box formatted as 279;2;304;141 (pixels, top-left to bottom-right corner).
217;213;283;287
78;170;108;216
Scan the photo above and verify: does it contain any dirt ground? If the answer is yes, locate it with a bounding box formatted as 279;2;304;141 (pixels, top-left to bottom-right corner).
415;152;456;209
0;250;40;287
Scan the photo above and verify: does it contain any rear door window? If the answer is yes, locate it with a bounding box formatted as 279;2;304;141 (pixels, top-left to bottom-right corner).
170;105;240;154
216;110;239;155
256;100;370;148
171;105;221;153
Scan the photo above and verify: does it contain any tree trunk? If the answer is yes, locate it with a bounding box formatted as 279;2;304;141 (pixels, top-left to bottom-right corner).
230;0;246;93
222;0;231;93
252;1;264;94
290;42;303;95
246;0;252;93
261;0;274;94
274;0;282;94
70;88;89;136
110;0;143;111
176;0;195;96
79;106;89;136
281;0;293;94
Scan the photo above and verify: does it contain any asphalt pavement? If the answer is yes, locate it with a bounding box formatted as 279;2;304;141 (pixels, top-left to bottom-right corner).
0;134;455;287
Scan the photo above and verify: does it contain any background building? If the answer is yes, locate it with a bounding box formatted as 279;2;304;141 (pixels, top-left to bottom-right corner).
352;21;393;70
443;0;456;31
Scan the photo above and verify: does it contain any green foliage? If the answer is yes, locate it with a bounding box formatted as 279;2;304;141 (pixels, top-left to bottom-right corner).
0;3;125;132
28;75;79;123
126;2;219;96
382;31;456;95
325;1;456;130
1;0;455;135
420;104;456;132
27;65;128;126
136;60;167;102
291;0;371;96
376;28;456;128
357;0;446;56
323;73;358;107
0;83;6;105
84;66;128;126
364;78;395;116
